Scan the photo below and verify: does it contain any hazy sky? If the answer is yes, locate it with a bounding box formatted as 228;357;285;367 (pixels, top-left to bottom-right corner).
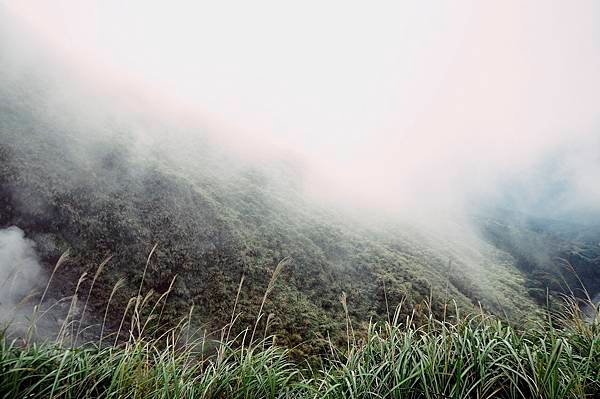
4;1;600;215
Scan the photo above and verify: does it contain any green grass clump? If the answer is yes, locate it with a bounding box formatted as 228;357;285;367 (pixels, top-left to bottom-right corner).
0;333;301;398
313;301;599;399
1;287;598;398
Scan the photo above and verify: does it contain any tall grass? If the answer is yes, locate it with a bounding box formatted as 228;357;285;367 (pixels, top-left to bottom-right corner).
0;254;598;398
313;299;599;399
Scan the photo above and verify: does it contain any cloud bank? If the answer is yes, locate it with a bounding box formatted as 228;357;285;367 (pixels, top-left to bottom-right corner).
2;0;599;221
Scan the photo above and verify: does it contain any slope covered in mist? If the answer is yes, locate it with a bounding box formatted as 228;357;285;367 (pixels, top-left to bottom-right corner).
478;209;600;303
1;69;572;356
1;5;599;357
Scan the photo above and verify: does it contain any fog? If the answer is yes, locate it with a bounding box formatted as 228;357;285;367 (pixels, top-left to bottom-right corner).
2;0;600;221
1;1;600;337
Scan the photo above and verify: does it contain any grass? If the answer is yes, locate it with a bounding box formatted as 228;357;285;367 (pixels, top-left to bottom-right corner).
0;256;598;398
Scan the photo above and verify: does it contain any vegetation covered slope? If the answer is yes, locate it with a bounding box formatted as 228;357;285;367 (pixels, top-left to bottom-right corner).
1;61;599;357
0;73;558;356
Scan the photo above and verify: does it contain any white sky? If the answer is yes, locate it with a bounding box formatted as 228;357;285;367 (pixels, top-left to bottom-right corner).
4;0;600;214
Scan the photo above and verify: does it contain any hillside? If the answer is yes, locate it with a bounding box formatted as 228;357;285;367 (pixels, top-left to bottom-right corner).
4;75;597;358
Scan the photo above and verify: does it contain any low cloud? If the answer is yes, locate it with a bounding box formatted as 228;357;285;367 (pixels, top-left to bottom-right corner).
4;1;599;222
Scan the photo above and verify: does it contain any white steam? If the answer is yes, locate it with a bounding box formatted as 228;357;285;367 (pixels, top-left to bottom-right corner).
0;227;43;322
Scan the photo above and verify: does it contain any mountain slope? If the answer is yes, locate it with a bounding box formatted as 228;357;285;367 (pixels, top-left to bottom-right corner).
3;72;597;356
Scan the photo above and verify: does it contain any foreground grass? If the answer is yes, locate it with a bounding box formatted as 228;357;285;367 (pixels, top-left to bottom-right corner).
1;298;598;399
1;256;598;398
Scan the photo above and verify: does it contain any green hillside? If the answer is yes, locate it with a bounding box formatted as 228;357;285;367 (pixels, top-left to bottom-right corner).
0;77;563;357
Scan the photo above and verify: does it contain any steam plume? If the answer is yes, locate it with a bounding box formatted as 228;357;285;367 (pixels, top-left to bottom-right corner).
0;226;44;323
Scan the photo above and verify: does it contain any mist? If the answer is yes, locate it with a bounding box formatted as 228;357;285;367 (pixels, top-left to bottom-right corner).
0;2;599;360
1;0;599;291
1;1;598;225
